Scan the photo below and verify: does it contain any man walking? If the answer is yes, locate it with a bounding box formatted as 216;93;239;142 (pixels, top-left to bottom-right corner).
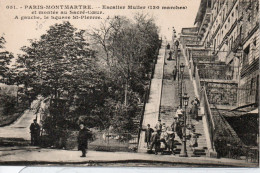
29;119;40;146
78;123;92;157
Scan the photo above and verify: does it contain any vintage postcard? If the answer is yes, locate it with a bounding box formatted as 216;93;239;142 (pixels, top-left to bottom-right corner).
0;0;259;168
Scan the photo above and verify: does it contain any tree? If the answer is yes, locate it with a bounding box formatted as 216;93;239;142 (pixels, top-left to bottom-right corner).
87;14;160;132
0;36;14;82
15;22;103;143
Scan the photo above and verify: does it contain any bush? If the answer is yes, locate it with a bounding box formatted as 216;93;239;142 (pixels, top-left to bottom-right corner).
0;93;16;115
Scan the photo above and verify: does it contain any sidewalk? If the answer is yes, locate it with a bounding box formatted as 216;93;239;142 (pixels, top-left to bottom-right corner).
0;109;35;141
0;147;258;167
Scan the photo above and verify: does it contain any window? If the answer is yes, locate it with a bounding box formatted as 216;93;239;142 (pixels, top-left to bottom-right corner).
253;38;257;46
248;15;251;22
250;77;256;95
230;36;233;50
243;45;250;66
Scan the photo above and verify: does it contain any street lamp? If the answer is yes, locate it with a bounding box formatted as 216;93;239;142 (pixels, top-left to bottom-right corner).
175;40;180;105
179;93;189;157
175;40;179;78
179;63;185;107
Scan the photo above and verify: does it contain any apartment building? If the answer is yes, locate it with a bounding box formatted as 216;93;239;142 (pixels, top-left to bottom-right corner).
237;0;259;108
182;0;259;110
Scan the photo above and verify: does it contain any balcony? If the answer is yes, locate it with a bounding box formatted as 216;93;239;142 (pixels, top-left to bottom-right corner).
193;55;216;63
181;27;198;35
231;34;243;53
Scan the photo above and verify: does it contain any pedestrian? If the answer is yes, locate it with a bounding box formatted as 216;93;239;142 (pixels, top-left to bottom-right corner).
140;124;154;148
78;123;92;157
168;51;173;60
167;43;170;49
155;119;162;134
175;106;183;120
190;99;199;121
29;119;40;146
189;128;198;151
172;66;177;81
176;121;183;140
194;96;200;106
149;129;160;155
171;117;178;132
166;127;175;155
160;126;168;151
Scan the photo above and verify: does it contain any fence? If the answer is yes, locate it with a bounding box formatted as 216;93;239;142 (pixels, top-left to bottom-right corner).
89;132;138;152
60;131;138;152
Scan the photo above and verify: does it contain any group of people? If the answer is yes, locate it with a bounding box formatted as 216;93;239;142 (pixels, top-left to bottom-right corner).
142;97;200;155
142;118;184;155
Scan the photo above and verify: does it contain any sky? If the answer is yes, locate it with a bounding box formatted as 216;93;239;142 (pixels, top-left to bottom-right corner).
0;0;200;56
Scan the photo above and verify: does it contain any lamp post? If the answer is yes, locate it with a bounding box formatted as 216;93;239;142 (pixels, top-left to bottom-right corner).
175;40;179;96
175;40;179;67
179;93;189;157
172;28;176;43
179;63;185;108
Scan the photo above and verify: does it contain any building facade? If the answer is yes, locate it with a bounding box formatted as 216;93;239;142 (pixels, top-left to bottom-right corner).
181;0;259;110
180;0;259;151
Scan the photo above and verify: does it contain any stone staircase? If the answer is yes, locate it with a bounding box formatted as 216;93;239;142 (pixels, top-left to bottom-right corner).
156;46;208;157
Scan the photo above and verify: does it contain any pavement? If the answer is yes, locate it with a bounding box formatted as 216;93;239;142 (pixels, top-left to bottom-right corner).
0;109;36;141
0;147;258;167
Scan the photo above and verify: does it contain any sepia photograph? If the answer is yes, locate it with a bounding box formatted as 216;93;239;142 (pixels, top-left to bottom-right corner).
0;0;259;169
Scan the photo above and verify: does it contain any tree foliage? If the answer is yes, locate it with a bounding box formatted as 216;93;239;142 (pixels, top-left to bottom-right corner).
12;15;161;137
0;36;14;81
